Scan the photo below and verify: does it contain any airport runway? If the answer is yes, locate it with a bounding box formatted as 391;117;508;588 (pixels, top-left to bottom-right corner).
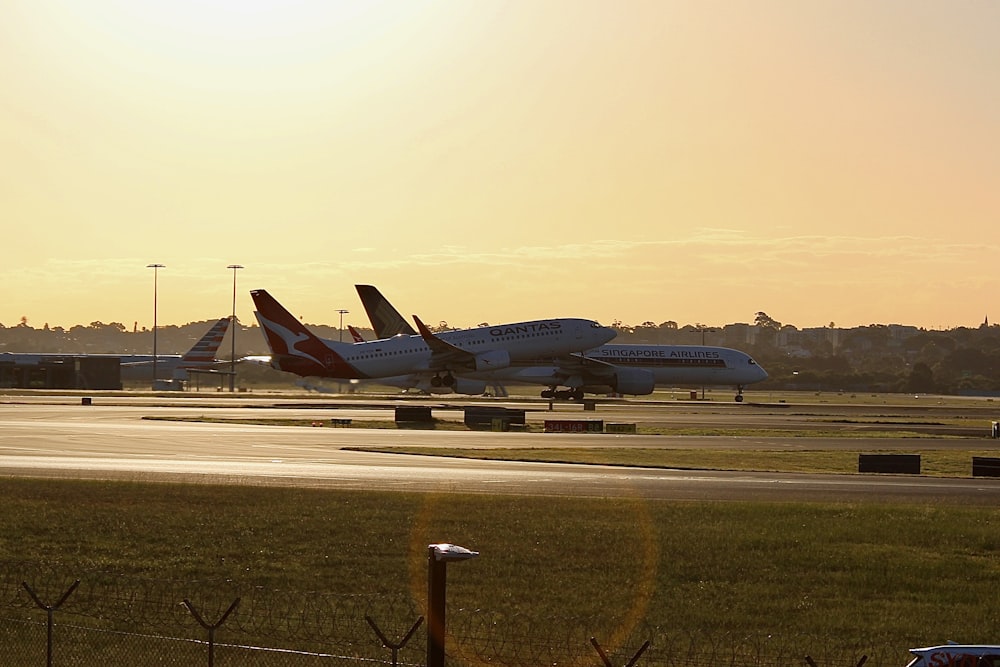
2;394;999;504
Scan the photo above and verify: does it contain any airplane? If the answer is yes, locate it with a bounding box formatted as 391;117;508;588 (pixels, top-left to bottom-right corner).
0;317;232;382
249;289;616;389
354;284;768;401
120;316;232;381
340;323;498;394
347;325;366;343
346;305;509;395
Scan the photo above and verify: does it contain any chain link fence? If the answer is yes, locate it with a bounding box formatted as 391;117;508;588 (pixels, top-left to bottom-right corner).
2;563;907;666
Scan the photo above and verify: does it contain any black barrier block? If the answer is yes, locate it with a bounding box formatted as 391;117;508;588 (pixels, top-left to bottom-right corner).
972;457;1000;478
858;453;921;475
395;406;433;423
464;407;525;430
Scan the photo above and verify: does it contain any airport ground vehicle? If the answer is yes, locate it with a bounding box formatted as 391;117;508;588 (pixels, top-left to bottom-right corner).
905;645;1000;667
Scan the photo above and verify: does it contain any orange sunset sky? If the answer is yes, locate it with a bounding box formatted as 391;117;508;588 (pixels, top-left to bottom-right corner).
2;1;998;332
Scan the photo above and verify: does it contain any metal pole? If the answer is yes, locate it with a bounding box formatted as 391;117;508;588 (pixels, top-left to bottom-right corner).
696;325;715;400
701;327;706;400
426;546;448;667
424;543;478;667
183;597;240;667
337;309;349;343
22;579;80;667
227;265;243;392
147;264;164;389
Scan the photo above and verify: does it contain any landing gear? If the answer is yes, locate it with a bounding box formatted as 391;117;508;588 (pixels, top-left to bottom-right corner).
430;373;455;388
735;385;745;402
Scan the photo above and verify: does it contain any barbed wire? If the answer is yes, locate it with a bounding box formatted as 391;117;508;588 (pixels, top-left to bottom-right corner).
1;562;913;666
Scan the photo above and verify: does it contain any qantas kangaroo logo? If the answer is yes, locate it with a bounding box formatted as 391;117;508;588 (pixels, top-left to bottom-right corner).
257;314;332;368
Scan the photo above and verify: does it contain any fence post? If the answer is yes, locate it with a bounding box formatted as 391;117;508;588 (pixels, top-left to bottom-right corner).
183;597;240;667
365;615;423;667
591;636;651;667
22;579;80;667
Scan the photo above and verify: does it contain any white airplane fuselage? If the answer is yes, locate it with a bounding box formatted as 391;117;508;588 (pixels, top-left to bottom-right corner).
460;344;767;396
584;344;768;387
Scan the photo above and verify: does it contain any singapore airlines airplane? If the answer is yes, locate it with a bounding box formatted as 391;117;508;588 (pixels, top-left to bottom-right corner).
355;284;768;401
250;289;616;385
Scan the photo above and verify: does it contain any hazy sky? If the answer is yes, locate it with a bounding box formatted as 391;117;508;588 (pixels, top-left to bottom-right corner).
3;0;998;332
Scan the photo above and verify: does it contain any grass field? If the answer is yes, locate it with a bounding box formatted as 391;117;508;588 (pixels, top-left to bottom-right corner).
340;446;1000;477
2;476;998;663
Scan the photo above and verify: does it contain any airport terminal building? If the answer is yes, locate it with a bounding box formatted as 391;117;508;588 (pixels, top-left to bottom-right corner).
0;354;122;390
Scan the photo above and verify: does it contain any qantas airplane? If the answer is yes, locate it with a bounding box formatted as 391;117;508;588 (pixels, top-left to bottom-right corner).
250;289;615;386
341;320;506;395
355;284;768;401
0;317;232;382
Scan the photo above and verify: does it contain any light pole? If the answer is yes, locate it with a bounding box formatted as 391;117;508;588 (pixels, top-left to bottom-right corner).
336;309;349;342
426;543;478;667
227;264;243;392
146;264;165;389
694;324;716;400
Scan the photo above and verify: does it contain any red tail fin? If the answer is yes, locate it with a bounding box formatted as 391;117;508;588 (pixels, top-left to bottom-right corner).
250;290;361;378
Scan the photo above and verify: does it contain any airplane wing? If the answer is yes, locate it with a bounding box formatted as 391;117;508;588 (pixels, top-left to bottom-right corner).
412;315;477;368
545;353;621;387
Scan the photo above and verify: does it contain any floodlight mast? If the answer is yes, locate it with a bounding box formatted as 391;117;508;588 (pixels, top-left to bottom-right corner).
227;265;243;392
146;264;165;388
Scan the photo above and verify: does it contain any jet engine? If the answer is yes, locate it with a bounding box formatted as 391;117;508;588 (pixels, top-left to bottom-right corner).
611;367;655;395
473;349;510;371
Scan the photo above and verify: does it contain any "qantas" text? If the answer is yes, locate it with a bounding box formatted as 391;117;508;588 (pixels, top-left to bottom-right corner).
490;322;562;336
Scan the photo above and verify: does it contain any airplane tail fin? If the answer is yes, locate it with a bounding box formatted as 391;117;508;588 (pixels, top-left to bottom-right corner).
355;284;417;338
347;325;366;343
180;317;231;367
250;289;357;378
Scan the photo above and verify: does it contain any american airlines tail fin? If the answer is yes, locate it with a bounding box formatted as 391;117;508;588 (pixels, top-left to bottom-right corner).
179;317;230;367
355;284;417;338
